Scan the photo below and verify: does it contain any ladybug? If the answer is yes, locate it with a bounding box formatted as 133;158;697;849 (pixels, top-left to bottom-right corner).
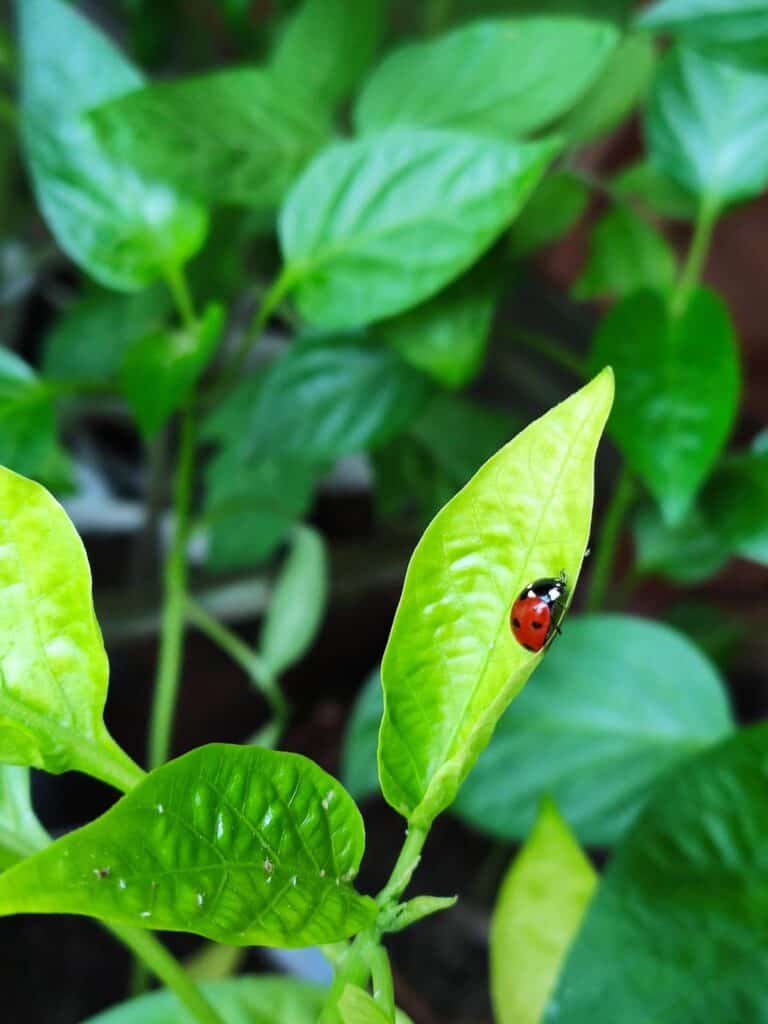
510;570;568;653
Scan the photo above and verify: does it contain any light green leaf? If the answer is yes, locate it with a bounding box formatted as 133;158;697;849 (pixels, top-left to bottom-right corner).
0;349;71;485
645;44;768;206
81;975;324;1024
612;159;698;220
455;615;734;845
493;798;593;1024
508;172;589;259
378;369;614;826
0;764;48;869
548;725;768;1023
376;261;499;388
16;0;207;291
638;0;768;71
339;986;392;1024
589;287;740;524
272;0;384;109
559;32;656;146
42;286;171;383
0;466;141;789
573;206;677;301
0;743;376;946
260;525;328;678
119;303;223;438
280;128;558;328
354;18;618;139
491;799;596;1024
91;69;331;210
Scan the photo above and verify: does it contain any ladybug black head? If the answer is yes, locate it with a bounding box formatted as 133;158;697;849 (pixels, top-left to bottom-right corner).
519;571;568;605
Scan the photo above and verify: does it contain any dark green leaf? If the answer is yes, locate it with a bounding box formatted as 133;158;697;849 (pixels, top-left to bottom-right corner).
354;18;618;139
574;206;677;301
91;69;331;210
119;303;223;438
16;0;207;290
341;667;383;802
0;744;376;946
589;288;740;524
548;725;768;1023
646;44;768;206
0;349;71;484
272;0;385;109
508;172;589;259
633;501;727;582
638;0;768;71
280;129;558;328
0;765;48;870
612;159;698;220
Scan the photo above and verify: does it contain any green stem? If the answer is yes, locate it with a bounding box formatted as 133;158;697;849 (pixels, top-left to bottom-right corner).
366;944;395;1014
107;924;227;1024
671;199;718;317
76;736;146;794
227;267;295;380
376;825;428;907
164;264;197;331
147;408;196;769
585;465;636;612
511;329;585;377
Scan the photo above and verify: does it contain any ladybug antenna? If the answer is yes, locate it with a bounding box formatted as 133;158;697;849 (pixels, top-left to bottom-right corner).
559;568;567;585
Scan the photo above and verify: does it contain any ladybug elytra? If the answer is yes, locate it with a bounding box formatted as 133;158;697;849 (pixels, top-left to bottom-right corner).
510;570;568;653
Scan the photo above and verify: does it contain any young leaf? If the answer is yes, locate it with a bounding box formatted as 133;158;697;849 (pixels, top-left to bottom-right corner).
260;525;328;678
119;302;223;438
638;0;768;71
0;744;376;946
508;172;589;259
455;615;734;845
378;369;614;827
573;206;677;301
272;0;385;109
354;18;618;139
338;986;392;1024
491;800;596;1024
589;288;740;524
82;975;324;1024
645;44;768;207
280;129;558;328
91;69;331;210
612;159;698;220
0;349;71;484
16;0;207;291
548;725;768;1022
0;466;141;790
0;765;48;869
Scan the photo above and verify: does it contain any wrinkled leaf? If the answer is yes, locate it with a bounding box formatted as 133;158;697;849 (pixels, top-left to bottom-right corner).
508;172;588;259
548;725;768;1023
378;369;613;826
0;466;141;789
0;744;376;946
491;800;596;1024
612;159;697;220
91;69;331;210
574;206;677;301
17;0;207;291
589;288;739;524
280;129;557;328
0;764;48;869
638;0;768;70
354;18;618;139
81;975;324;1024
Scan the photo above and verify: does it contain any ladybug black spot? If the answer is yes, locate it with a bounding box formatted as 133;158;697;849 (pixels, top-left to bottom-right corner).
512;617;521;628
531;620;543;630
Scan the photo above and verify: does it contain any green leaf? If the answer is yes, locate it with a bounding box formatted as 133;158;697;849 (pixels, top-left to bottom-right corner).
376;260;499;388
558;32;656;146
119;303;223;438
91;69;331;210
573;206;677;301
81;975;324;1024
378;369;614;826
491;800;596;1024
0;743;376;945
16;0;207;291
638;0;768;71
612;159;698;220
42;286;171;383
0;349;71;485
354;18;618;139
645;44;768;207
508;172;589;259
633;500;727;582
589;288;740;524
339;986;392;1024
280;128;558;328
455;615;734;845
548;725;768;1023
342;667;384;802
272;0;385;109
0;466;140;788
0;765;48;869
259;525;328;677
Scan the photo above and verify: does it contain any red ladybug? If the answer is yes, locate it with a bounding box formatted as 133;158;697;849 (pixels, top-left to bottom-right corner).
510;571;568;653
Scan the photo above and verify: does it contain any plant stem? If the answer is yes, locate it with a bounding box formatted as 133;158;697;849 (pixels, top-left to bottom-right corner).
227;267;295;380
366;944;395;1014
76;736;147;794
671;199;718;317
585;465;636;612
147;408;196;769
107;924;227;1024
511;329;586;377
164;263;197;331
376;825;428;907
